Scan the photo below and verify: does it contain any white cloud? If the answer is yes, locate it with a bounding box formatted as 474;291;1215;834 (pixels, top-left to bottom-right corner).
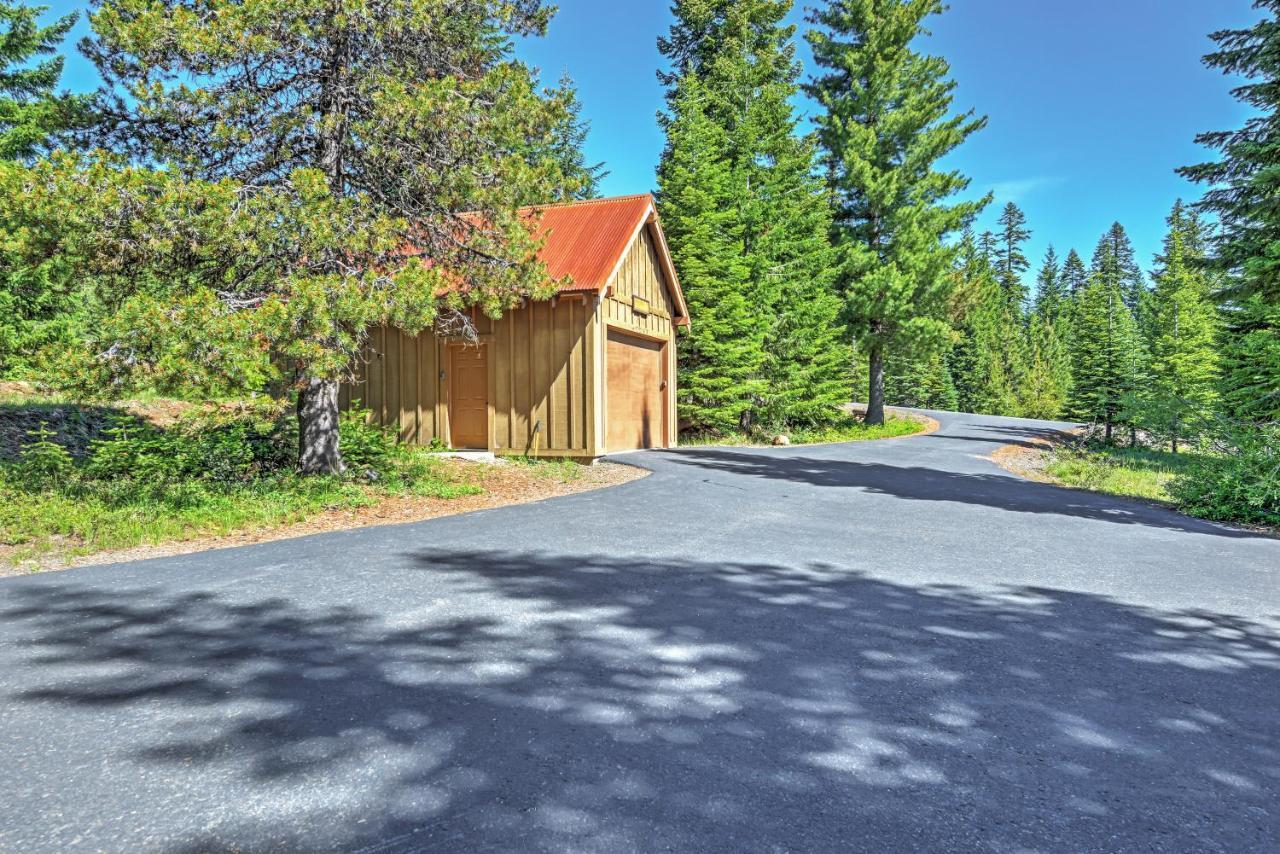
988;176;1065;204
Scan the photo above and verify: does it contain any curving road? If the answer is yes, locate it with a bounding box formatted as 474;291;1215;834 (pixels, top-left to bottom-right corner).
1;410;1277;852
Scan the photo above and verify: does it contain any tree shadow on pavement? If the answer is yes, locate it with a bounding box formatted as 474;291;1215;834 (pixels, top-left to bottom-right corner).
2;550;1278;851
924;422;1078;449
655;447;1265;540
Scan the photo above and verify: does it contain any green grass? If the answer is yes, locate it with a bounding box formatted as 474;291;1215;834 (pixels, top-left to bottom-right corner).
1043;444;1201;504
789;415;925;444
504;455;585;483
681;414;926;447
0;452;483;567
0;392;486;568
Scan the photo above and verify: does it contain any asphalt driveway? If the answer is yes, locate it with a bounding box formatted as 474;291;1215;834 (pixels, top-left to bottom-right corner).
1;410;1277;852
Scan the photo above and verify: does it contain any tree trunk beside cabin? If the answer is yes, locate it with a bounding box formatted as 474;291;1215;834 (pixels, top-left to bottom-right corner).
298;376;346;475
866;343;886;426
296;38;351;476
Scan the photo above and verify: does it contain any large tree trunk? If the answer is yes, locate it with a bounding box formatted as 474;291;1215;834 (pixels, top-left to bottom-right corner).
297;376;346;475
866;344;886;426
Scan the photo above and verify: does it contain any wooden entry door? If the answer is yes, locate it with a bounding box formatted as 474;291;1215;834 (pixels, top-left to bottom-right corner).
606;330;666;452
449;344;488;449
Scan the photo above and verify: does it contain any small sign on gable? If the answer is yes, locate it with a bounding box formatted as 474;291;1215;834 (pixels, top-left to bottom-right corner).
632;295;651;316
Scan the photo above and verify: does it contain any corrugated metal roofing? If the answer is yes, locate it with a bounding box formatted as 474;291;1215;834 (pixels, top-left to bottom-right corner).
444;194;687;325
522;194;655;292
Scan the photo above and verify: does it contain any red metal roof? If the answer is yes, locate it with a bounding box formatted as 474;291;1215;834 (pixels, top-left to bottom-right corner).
444;194;687;325
523;194;656;291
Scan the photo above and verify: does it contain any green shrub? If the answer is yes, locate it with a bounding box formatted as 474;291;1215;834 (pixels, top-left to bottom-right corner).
1170;420;1280;526
337;404;399;471
16;422;75;489
84;416;268;485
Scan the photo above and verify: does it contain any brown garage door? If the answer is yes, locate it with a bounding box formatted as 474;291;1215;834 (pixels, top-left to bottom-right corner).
606;330;665;452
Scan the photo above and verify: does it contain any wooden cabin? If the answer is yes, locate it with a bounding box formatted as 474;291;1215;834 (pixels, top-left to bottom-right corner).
341;194;689;459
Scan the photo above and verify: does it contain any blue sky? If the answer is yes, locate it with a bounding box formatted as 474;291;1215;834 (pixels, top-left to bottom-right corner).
44;0;1261;278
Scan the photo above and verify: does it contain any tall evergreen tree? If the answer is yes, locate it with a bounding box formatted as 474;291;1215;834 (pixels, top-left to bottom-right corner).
994;201;1031;308
1033;245;1068;320
1144;200;1220;451
1022;312;1071;419
753;113;848;429
1060;248;1088;295
805;0;986;425
0;1;85;159
79;0;579;473
977;230;998;265
1090;222;1146;313
1023;246;1072;418
948;230;1019;415
1218;294;1280;422
657;0;846;433
884;341;958;410
657;74;760;433
541;73;608;201
1069;275;1143;441
1179;1;1280;304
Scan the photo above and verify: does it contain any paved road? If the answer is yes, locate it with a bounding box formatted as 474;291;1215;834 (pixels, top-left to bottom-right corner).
1;410;1277;852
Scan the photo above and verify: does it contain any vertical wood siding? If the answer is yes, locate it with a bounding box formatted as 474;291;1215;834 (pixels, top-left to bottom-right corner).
602;226;676;340
343;224;679;456
488;299;591;454
346;300;593;454
345;325;441;444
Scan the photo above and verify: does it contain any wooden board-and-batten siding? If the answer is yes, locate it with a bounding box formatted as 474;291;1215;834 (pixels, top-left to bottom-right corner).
602;225;679;447
341;219;679;457
343;298;596;456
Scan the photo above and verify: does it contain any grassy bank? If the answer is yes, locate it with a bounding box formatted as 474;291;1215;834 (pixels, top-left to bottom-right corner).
1026;428;1278;531
682;412;927;447
0;389;596;570
1042;444;1198;504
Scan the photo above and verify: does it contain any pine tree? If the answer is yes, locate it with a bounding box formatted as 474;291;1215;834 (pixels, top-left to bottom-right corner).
1091;222;1146;314
0;1;86;159
805;0;986;425
1060;248;1088;296
978;230;998;265
1144;200;1220;451
541;73;608;201
1219;294;1280;422
1179;1;1280;304
1022;311;1071;419
884;341;958;411
1017;245;1073;418
949;230;1019;415
753;118;849;429
1033;246;1069;321
658;0;847;434
1069;275;1143;441
994;202;1031;309
657;74;760;433
79;0;578;473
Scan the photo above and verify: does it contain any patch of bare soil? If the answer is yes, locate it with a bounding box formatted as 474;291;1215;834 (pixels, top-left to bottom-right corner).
987;427;1082;482
12;460;647;575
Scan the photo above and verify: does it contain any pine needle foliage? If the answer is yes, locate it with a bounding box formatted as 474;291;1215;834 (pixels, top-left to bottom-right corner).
1179;0;1280;304
805;0;987;425
69;0;583;473
1142;201;1220;451
658;0;847;435
994;202;1031;309
1069;275;1144;441
0;1;87;159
